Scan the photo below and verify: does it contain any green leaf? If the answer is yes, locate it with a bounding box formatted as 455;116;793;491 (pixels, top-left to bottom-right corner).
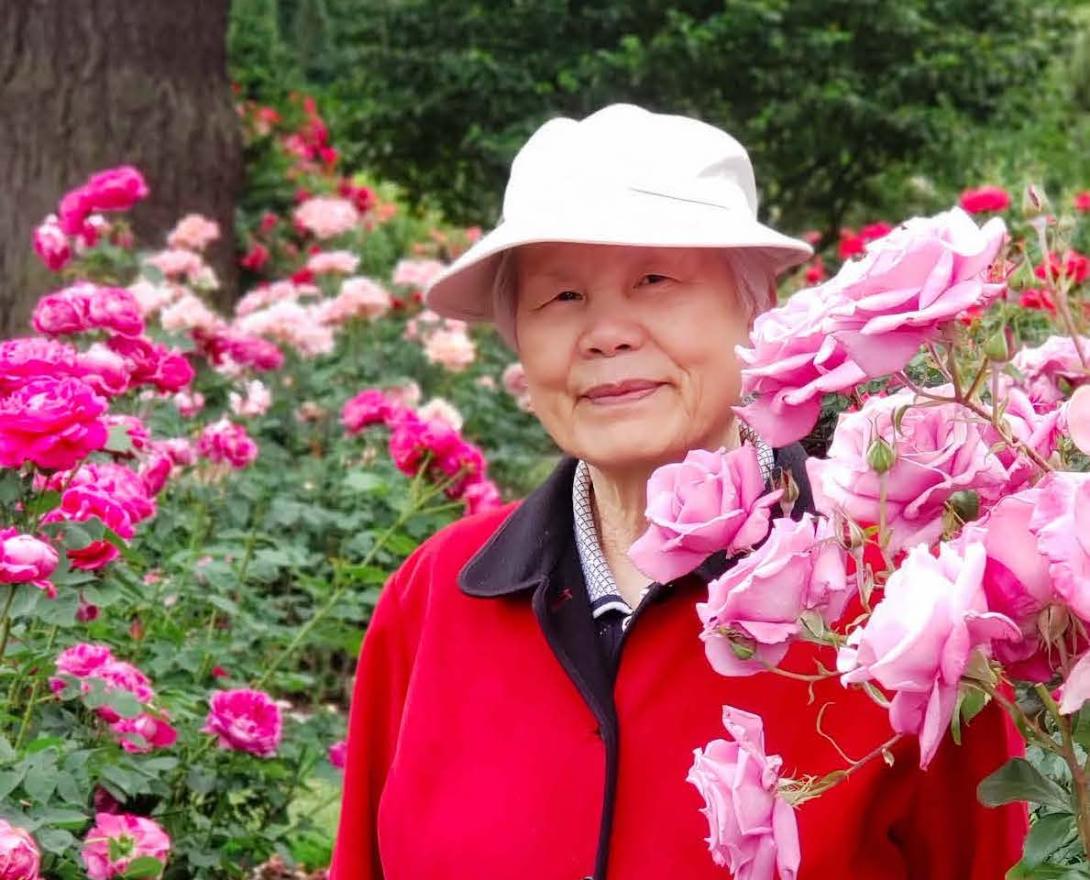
0;769;24;800
978;758;1071;813
121;856;164;878
24;490;61;517
23;764;58;802
105;423;135;455
1022;812;1077;868
0;470;22;504
33;808;89;831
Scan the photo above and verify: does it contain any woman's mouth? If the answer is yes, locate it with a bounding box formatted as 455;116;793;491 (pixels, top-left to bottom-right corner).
581;379;665;406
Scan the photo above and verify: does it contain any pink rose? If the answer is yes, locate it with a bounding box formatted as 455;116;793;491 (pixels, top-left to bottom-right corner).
1030;472;1090;622
167;213;220;252
105;335;193;393
0;818;41;880
139;451;175;496
293;196;360;239
202;688;282;757
954;490;1055;682
81;812;170;880
329;277;391;322
697;514;849;677
386;412;454;477
1011;335;1090;409
806;389;1009;554
42;486;136;570
0;337;81;393
983;385;1062;496
736;208;1006;445
837;543;1020;769
462;479;504;516
87;286;144;337
33;213;71;272
110;711;178;754
329;739;348;769
54;642;115;679
422;327;476;372
0;528;59;598
629;445;782;584
196;419;259;469
31;283;93;335
307;250;360;275
52;461;157;524
341;389;403;433
0;376;109;471
77;344;131;398
1065;385;1090;455
91;660;156;722
687;706;800;880
1059;651;1090;715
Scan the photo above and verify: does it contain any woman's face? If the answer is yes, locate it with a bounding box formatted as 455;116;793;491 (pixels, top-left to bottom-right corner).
514;242;754;472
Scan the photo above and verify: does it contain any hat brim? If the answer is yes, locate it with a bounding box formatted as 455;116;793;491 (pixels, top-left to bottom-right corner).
423;191;814;323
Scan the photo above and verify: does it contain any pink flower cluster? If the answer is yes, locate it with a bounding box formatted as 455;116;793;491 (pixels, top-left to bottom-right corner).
293;196;360;239
50;643;177;754
629;445;782;584
735;207;1007;446
33;282;144;338
196;418;259;469
0;818;40;880
0;375;110;471
202;688;282;758
687;706;799;880
167;213;220;252
0;528;58;597
81;812;171;880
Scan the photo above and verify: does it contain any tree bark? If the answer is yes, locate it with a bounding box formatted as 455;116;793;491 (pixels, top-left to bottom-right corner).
0;0;242;337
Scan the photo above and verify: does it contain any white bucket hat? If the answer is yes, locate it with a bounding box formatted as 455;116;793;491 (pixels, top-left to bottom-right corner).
422;102;813;323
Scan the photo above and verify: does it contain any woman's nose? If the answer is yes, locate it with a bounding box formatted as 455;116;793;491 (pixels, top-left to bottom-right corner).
578;309;646;357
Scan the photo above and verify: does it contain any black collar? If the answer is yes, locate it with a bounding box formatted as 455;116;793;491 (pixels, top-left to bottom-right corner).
458;443;814;599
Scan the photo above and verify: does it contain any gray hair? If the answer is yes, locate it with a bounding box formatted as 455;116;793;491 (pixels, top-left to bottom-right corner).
490;246;776;350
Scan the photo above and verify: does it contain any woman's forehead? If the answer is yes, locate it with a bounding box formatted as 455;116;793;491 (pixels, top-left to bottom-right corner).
516;243;702;276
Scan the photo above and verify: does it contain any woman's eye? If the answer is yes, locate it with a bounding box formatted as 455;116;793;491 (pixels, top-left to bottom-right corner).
639;273;671;286
553;290;582;302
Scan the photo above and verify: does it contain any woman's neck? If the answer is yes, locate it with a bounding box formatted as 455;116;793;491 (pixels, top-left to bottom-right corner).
586;420;742;606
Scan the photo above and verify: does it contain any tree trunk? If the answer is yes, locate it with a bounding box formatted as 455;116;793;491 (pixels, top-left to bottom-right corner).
0;0;243;337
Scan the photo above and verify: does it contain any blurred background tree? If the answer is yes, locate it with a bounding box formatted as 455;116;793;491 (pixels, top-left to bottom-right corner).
231;0;1085;240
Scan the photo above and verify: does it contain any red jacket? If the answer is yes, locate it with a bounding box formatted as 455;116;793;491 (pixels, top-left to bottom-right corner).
331;453;1027;879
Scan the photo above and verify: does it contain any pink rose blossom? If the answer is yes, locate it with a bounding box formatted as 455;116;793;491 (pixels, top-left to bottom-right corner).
103;415;151;456
33;283;144;337
341;389;404;433
77;343;131;398
0;376;109;471
235;280;301;317
228;379;271;418
81;812;170;880
807;389;1009;553
0;818;41;880
417;397;463;431
687;705;800;880
145;248;205;281
158;438;196;468
697;514;849;677
110;711;178;754
391;258;445;288
86;286;144;337
54;642;115;681
629;445;782;584
1011;335;1090;408
172;390;205;417
33;213;71;272
329;739;348;769
307;250;360;275
127;280;180;317
196;419;259;469
0;528;58;598
42;486;135;570
323;277;391;323
736;208;1006;445
1064;385;1090;455
158;292;223;334
837;542;1020;769
1030;472;1090;622
48;461;156;524
191;328;284;373
91;660;156;723
202;688;282;757
1058;651;1090;715
166;214;220;252
462;479;504;516
139;450;175;496
0;337;81;393
423;327;476;372
293;196;360;239
234;300;334;358
58;165;148;238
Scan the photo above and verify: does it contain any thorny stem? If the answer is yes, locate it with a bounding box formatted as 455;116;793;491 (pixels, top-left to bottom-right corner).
1035;684;1090;858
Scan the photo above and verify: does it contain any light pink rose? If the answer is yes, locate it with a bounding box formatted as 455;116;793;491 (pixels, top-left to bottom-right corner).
81;812;170;880
166;213;220;252
417;397;463;431
145;248;205;281
91;659;156;723
697;514;849;676
307;249;360;275
687;705;800;880
806;389;1009;553
0;376;109;471
629;445;782;584
953;490;1055;682
1065;385;1090;455
837;542;1020;769
0;337;81;393
324;276;391;323
196;419;259;469
1012;335;1090;408
423;327;476;372
234;300;334;358
33;213;71;272
1030;472;1090;622
736;208;1007;445
391;258;444;288
0;528;59;598
41;486;136;571
1059;651;1090;715
982;385;1062;496
293;196;360;239
202;688;282;757
0;818;40;880
228;379;271;418
158;292;223;333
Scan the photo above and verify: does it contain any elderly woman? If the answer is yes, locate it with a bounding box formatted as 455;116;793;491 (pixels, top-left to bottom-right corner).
331;104;1024;879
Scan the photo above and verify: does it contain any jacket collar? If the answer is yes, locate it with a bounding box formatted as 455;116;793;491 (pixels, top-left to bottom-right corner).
458;443;814;599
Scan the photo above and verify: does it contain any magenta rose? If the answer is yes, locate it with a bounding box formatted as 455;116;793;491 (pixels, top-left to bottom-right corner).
202;688;282;758
1030;472;1090;622
85;286;144;337
629;445;782;584
31;282;96;335
51;462;157;525
340;388;403;433
0;336;81;393
697;514;849;677
33;214;71;272
90;660;156;723
687;705;800;880
0;818;41;880
104;335;193;393
41;485;136;570
139;451;175;496
0;376;109;471
954;490;1055;682
0;528;59;598
77;343;131;398
807;389;1009;554
110;711;178;754
59;165;149;238
837;542;1020;769
196;419;259;469
49;642;114;696
463;479;504;516
81;812;169;880
329;739;348;769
